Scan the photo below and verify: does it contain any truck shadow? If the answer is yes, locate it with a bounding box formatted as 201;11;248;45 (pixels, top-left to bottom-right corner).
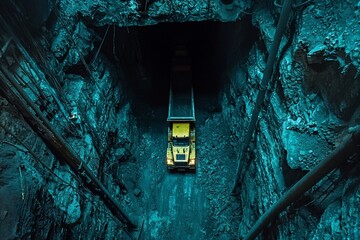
168;168;196;174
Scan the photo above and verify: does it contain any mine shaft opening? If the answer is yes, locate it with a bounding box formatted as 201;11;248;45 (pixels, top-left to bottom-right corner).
93;18;258;123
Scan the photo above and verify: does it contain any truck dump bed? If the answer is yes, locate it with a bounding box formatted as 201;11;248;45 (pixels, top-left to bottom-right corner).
167;46;195;122
167;78;195;121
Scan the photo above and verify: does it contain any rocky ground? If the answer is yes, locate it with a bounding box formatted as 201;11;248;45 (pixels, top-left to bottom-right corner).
128;95;239;239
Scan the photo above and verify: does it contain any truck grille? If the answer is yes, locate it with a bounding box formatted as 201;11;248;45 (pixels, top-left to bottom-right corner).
176;154;186;160
175;161;188;166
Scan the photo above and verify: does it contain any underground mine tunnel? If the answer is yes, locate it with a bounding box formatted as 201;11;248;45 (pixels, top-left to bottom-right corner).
0;0;360;239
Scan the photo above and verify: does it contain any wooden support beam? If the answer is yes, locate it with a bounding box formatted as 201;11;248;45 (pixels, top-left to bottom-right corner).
0;37;12;59
231;0;294;194
243;128;360;240
0;66;137;229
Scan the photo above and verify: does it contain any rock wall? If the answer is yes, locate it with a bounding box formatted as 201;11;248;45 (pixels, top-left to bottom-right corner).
57;0;253;26
1;0;360;239
223;0;360;238
0;8;139;237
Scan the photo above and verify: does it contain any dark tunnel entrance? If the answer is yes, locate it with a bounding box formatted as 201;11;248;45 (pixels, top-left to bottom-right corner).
133;21;228;101
93;18;258;123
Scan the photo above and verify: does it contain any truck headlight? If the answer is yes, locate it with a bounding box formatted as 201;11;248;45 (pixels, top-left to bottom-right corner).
189;159;196;165
167;159;174;165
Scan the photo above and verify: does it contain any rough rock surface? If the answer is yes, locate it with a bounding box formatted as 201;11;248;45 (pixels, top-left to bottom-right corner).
58;0;252;26
223;0;360;238
0;0;359;239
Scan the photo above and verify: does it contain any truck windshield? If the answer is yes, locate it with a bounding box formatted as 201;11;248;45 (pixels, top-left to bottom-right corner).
173;137;189;146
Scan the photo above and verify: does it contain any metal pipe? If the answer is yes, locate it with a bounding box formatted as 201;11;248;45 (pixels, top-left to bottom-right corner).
0;66;137;228
231;0;294;194
243;128;360;240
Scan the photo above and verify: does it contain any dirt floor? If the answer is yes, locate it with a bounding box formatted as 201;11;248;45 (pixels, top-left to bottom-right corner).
132;95;241;239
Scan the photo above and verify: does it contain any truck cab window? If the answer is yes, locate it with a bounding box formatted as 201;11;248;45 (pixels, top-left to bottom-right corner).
173;137;189;146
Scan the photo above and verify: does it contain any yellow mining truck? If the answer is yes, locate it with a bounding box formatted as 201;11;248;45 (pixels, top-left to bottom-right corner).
166;46;196;171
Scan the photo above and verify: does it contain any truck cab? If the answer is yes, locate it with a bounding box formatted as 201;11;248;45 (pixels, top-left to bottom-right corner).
166;122;196;170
